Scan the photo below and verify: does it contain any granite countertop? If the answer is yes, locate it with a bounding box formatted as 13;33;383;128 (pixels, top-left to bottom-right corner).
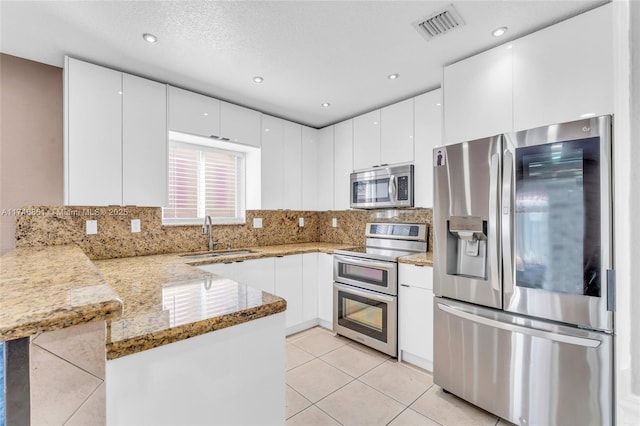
398;252;433;266
0;245;122;342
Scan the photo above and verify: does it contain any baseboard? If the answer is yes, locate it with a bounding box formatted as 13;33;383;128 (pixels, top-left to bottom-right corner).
400;350;433;373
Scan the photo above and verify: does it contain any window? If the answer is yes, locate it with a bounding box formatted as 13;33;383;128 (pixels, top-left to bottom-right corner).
164;138;245;224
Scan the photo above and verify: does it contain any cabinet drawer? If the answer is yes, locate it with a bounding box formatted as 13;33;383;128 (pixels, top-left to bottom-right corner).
398;263;433;290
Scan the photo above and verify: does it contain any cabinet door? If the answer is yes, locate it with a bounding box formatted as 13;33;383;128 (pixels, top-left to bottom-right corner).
381;98;414;165
197;262;240;281
219;101;261;147
414;89;442;208
333;120;353;210
261;115;284;209
275;255;303;329
317;253;334;328
317;126;335;210
399;285;434;372
168;86;220;138
238;257;275;294
513;4;613;131
302;253;319;322
122;74;167;207
283;121;302;210
301;127;319;211
443;44;513;144
65;57;122;205
353;110;381;170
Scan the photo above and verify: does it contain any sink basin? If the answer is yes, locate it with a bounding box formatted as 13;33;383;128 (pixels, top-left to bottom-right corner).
181;250;254;260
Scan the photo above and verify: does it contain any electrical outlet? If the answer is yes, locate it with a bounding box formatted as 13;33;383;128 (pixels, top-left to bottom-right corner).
253;218;263;228
131;219;141;233
332;218;338;228
299;217;304;227
86;220;97;235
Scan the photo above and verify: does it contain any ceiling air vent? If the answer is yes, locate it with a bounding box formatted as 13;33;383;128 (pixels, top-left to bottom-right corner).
414;5;465;41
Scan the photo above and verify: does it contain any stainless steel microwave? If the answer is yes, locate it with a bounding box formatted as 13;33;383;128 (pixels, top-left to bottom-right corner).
350;164;414;209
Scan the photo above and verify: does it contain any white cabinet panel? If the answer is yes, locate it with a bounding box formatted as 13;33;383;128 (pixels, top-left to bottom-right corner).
122;74;167;207
381;98;414;165
238;257;276;294
414;89;442;208
353;110;381;170
333;120;353;210
168;86;220;138
513;4;613;131
302;253;319;322
65;57;122;205
275;255;303;329
317;126;334;211
283;121;302;210
261;115;284;210
220;101;261;147
197;261;240;281
317;253;334;328
443;44;513;144
399;264;434;371
301;126;319;211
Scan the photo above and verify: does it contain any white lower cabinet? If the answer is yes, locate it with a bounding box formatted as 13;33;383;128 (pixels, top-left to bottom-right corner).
317;253;334;329
302;253;319;322
197;257;275;294
398;263;434;371
275;255;303;330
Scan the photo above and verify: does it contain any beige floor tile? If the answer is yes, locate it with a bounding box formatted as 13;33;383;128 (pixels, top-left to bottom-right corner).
388;408;442;426
317;380;405;426
30;345;103;426
287;343;315;371
290;330;349;357
64;382;105;426
320;343;388;378
360;359;434;405
497;418;518;425
286;385;312;419
286;405;341;426
410;386;498;426
32;321;106;379
286;358;353;403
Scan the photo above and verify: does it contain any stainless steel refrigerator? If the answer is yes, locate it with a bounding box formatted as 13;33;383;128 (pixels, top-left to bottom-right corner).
433;115;614;425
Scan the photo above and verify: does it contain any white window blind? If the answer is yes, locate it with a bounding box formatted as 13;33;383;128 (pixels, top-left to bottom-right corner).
164;140;244;223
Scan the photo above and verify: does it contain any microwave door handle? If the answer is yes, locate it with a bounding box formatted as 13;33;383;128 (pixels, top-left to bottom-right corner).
388;174;396;203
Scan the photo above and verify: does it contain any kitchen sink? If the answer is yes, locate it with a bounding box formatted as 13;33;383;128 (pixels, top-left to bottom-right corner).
181;250;255;260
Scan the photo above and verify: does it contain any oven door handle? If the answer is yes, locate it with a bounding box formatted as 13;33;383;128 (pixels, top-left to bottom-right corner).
334;283;396;303
334;255;396;271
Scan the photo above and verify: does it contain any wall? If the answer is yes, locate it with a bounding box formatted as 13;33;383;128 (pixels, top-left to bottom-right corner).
14;207;432;259
0;54;64;255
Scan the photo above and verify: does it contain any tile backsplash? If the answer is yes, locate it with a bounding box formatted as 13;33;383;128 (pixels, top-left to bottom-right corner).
15;206;432;260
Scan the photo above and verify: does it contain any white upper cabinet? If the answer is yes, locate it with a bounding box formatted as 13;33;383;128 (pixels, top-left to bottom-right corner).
443;44;513;144
122;74;167;207
65;58;122;206
65;57;167;206
301;126;319;211
317;126;335;211
333;119;354;210
381;98;414;165
283;121;303;210
353;110;381;170
168;86;220;138
512;4;613;131
414;89;442;208
261;115;284;210
219;101;262;147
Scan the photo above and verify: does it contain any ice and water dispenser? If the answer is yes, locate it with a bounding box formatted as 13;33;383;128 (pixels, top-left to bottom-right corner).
446;216;487;280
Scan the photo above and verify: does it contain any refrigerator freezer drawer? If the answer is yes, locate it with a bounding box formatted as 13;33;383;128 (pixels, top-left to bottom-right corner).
433;297;613;426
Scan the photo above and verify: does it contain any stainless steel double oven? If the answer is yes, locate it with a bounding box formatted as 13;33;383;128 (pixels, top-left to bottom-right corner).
333;223;427;357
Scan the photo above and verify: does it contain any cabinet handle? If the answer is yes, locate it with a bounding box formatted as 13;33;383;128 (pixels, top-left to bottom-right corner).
235;260;244;263
400;284;410;287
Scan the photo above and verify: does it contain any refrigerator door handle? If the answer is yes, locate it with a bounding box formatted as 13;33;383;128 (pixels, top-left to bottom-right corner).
436;302;601;348
502;150;514;294
489;152;501;291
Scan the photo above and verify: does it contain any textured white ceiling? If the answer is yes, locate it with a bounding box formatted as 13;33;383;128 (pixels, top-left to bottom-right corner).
0;0;607;128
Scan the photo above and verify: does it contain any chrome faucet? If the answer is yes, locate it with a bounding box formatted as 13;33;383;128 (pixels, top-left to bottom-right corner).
202;215;219;252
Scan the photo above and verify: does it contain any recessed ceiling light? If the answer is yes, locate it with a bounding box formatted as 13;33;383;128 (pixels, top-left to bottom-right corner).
492;27;508;37
253;76;264;83
321;103;331;108
142;33;158;43
388;74;399;80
